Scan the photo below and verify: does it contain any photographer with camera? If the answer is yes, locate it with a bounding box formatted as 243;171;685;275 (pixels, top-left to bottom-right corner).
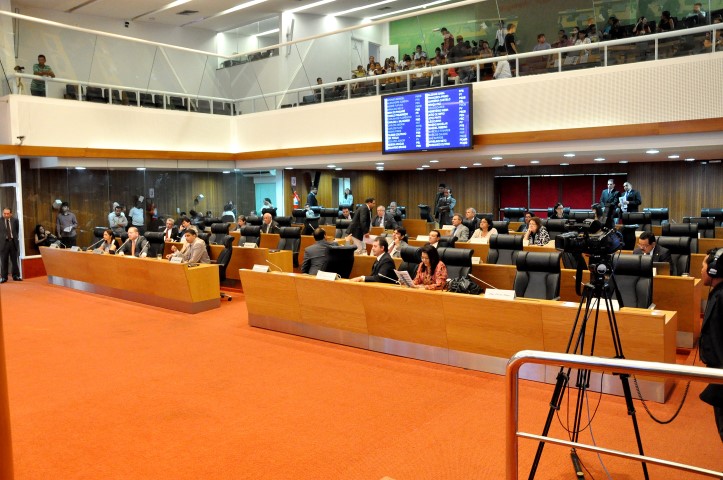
31;54;55;97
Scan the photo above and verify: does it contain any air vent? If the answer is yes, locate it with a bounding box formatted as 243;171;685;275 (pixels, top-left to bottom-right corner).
377;6;391;10
177;10;199;15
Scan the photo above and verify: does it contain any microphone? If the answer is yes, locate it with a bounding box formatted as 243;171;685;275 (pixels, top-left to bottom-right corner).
86;238;105;251
468;273;497;290
378;273;401;285
117;237;131;255
140;241;149;257
265;259;283;272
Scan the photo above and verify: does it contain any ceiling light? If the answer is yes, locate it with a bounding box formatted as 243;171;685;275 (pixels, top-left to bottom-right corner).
335;167;342;171
375;162;384;165
416;167;424;170
430;160;439;163
491;156;503;161
136;167;146;171
667;154;680;159
255;28;280;36
421;164;430;168
285;167;294;170
460;166;468;169
185;0;268;25
288;0;336;14
331;0;397;17
560;163;569;166
473;162;482;166
506;164;515;168
327;164;336;168
593;157;605;162
132;0;192;20
222;170;231;174
685;158;695;162
530;160;540;164
563;153;576;158
369;0;451;20
645;149;659;154
233;168;240;172
619;160;628;164
74;166;86;170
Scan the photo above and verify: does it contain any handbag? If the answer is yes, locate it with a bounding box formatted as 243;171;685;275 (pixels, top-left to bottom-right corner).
445;277;482;295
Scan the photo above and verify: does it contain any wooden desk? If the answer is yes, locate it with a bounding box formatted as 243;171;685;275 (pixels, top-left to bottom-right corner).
207;246;292;280
241;270;677;402
402;219;429;239
699;238;723;252
455;241;490;262
716;227;723;239
509;221;523;232
259;233;280;250
348;254;402;279
40;247;220;313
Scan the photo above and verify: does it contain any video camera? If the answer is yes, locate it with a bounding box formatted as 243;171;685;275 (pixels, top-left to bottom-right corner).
554;202;622;256
14;66;25;72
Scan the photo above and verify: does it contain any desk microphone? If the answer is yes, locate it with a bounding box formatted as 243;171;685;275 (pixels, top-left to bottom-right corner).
468;273;498;290
265;259;283;272
378;273;401;285
117;237;131;255
86;238;105;251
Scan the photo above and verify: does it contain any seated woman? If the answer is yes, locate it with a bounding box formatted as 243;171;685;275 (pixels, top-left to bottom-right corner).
523;217;551;246
34;224;55;249
413;244;448;290
93;228;117;254
471;217;498;241
658;11;675;32
550;202;565;219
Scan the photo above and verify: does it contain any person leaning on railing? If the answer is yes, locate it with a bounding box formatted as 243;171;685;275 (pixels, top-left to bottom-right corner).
31;54;55;97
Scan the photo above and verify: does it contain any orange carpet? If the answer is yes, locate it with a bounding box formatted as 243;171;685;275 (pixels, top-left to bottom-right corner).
1;278;721;479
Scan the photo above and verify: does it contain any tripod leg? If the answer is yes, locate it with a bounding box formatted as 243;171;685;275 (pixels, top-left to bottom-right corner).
620;374;650;480
528;369;569;480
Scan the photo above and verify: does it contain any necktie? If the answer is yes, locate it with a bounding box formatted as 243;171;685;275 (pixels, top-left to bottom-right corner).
5;219;10;240
131;240;136;256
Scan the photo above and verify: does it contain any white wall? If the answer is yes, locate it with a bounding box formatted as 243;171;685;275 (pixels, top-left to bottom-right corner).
0;0;15;96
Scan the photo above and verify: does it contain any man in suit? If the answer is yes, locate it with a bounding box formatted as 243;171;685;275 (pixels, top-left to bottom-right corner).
117;227;150;257
437;188;456;226
388;227;408;259
619;181;642;213
464;208;480;233
350;237;397;283
173;228;210;264
450;214;470;241
699;248;723;441
301;228;333;275
339;207;353;221
633;232;672;264
307;186;318;207
600;179;621;221
428;229;441;248
433;183;446;223
260;213;280;234
174;216;192;241
0;208;21;282
161;217;178;242
372;206;398;230
346;197;375;253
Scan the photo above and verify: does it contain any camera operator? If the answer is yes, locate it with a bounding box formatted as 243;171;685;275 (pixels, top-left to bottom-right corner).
700;249;723;442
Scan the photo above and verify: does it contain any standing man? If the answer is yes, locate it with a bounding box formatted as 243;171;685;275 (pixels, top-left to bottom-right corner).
307;186;319;207
260;212;280;234
31;54;55;97
56;201;78;248
450;214;470;241
0;208;21;282
699;248;723;441
108;204;128;236
619;181;642;214
346;197;375;253
437;188;456;227
372;205;397;230
433;183;446;223
600;178;621;221
350;237;396;283
128;197;145;234
117;227;149;257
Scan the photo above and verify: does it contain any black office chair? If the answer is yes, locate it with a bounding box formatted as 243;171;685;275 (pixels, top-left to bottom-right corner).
277;227;302;267
656;236;692;276
513;251;562;300
246;215;262;226
85;86;107;103
418;204;434;222
700;208;723;227
610;254;653;308
275;216;292;227
491;220;510;235
318;208;338;225
487;234;523;265
261;207;277;218
209;223;230;244
325;245;357;279
92;226;106;243
143;231;166;258
335;219;352;238
216;235;235;301
240;226;261;246
502;207;526;222
644;208;669;226
291;209;307;224
569;210;596;223
542;219;569;242
399;246;421;279
438;236;456;248
197;232;211;254
169;96;185;110
437;247;473;279
661;223;699;253
683;217;715;238
205;217;222;229
621;212;652;232
547;207;571;218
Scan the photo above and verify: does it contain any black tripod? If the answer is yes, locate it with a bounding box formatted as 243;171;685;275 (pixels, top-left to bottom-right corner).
528;256;649;480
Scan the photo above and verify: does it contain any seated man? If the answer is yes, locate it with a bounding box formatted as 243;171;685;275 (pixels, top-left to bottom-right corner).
633;232;672;263
387;201;402;218
301;228;333;275
464;208;479;232
117;227;149;257
260;212;280;234
339;207;353;221
174;216;192;241
450;214;470;241
171;228;210;264
372;205;398;230
517;211;532;232
350;237;397;283
388;227;408;259
161;217;178;242
428;229;441;248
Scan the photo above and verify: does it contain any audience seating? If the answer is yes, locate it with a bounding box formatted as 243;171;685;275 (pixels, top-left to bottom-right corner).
213;101;233;115
65;84;80;100
418;204;434;222
210;223;230;244
335;219;352;238
683;217;716;238
475;213;494;221
246;215;262;226
437;247;473;279
487;234;523;265
568;210;595;223
108;89;123;105
502;207;526;222
644;208;669;226
661;223;699;253
325;245;357;278
656;236;692;276
169;96;186;111
438;235;456;249
513;251;562;300
85;86;106;103
491;220;509;235
123;90;138;106
542;219;569;241
216;236;235;300
399;246;421;279
318;208;338;225
261;207;277;218
621;212;652;231
700;208;723;226
205;217;222;228
197;232;211;254
547;207;571;218
221;213;235;224
196;99;211;114
277;227;302;267
240;226;261;245
143;231;165;258
609;254;654;309
139;93;156;108
275;216;292;227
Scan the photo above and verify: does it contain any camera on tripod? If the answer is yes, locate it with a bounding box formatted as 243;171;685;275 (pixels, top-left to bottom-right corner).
14;65;25;72
554;219;623;256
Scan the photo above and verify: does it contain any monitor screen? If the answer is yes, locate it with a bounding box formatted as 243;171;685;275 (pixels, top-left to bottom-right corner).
381;84;473;155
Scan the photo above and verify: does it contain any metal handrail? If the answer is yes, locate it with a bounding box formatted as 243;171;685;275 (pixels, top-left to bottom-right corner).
506;350;723;479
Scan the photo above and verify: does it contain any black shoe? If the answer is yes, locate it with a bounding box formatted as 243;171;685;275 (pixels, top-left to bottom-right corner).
12;276;21;281
0;278;6;284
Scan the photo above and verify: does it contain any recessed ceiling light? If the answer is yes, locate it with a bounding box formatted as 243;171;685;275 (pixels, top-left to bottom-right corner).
368;0;451;20
668;155;680;159
288;0;336;14
331;0;397;17
375;162;384;165
619;160;628;164
506;164;515;168
421;164;430;168
416;167;424;170
327;164;336;168
222;170;231;174
473;162;482;166
438;169;446;172
563;153;576;158
335;167;342;171
136;167;146;171
460;166;468;169
593;157;605;162
491;156;503;161
685;158;695;162
75;166;86;170
233;168;240;172
530;160;540;164
430;160;439;163
285;167;294;170
560;163;569;166
646;149;659;154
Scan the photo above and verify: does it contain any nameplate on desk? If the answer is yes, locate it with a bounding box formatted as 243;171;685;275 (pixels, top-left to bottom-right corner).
484;289;516;301
469;238;488;244
416;235;430;241
50;243;60;248
243;243;258;248
169;256;183;264
252;264;270;272
471;257;482;265
92;248;103;254
589;298;620;311
70;246;81;252
442;225;454;230
316;271;337;281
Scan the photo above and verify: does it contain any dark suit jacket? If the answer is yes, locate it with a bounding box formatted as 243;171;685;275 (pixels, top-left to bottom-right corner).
260;222;280;234
372;213;397;230
347;205;372;240
307;192;318;207
161;226;178;241
364;253;397;283
600;188;621;209
117;236;150;257
0;217;20;249
621;189;642;213
633;244;672;263
301;240;332;274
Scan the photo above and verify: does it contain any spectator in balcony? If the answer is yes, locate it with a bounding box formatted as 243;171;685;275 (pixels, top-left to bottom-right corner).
493;47;512;79
334;77;345;96
413;45;428;61
366;56;375;72
31;54;55;97
552;29;566;49
633;16;652;35
658;11;675;32
479;41;494;79
505;23;518;55
532;33;551;51
433;47;445;65
493;20;507;53
569;26;580;43
586;24;599;42
441;27;454;55
686;2;707;25
603;16;623;40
